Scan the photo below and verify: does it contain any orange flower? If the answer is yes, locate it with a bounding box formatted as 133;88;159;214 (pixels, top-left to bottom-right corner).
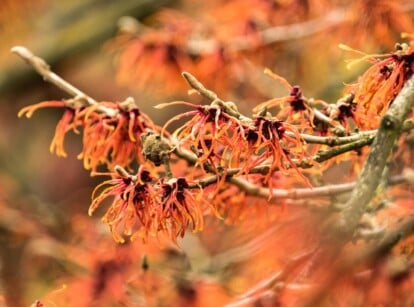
77;101;157;171
342;42;414;129
343;0;414;49
328;93;358;131
155;177;205;244
90;168;206;244
242;116;311;187
253;69;315;130
19;98;160;172
18;101;79;157
158;101;242;167
89;167;156;243
114;10;194;94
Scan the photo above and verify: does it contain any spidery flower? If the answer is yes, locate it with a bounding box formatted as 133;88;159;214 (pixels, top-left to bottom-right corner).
91;167;206;244
77;100;158;171
18;98;160;172
155;177;205;244
157;101;242;168
89;166;156;243
342;41;414;129
242;116;311;187
253;69;316;130
343;0;414;49
18;100;83;157
113;10;194;94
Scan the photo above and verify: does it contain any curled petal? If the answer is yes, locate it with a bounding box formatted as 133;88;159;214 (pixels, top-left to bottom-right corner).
18;100;66;118
49;109;75;157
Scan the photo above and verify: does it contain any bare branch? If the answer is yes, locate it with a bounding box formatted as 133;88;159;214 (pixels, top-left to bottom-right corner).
11;46;97;106
187;9;347;54
12;46;119;117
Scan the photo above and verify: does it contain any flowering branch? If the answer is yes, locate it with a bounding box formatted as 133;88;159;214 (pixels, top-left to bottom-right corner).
10;47;384;148
13;45;414;244
181;72;377;145
13;47;413;199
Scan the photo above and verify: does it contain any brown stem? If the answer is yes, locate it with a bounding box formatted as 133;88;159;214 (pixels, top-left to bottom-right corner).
186;9;347;54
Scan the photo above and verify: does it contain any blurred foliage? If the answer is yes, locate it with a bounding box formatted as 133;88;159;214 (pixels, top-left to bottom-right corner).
0;0;167;306
1;0;414;306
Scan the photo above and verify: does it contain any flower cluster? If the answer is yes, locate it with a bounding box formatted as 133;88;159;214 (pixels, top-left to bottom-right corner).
18;98;159;172
15;32;414;250
159;97;312;187
110;0;334;95
343;41;414;129
89;166;207;244
111;0;413;96
158;101;243;167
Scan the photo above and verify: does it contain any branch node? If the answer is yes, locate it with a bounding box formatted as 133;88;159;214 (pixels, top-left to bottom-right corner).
141;132;172;167
182;71;218;101
381;114;399;130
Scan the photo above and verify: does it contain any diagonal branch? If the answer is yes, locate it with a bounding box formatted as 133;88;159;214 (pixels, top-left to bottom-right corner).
336;75;414;236
11;46;97;106
12;46;414;205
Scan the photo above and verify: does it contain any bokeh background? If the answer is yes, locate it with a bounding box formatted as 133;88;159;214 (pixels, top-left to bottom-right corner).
1;0;413;306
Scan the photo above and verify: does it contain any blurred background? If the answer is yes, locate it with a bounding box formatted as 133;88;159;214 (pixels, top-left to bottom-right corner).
1;0;413;306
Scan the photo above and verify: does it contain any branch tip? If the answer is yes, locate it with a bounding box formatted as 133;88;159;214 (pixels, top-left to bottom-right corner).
11;46;31;57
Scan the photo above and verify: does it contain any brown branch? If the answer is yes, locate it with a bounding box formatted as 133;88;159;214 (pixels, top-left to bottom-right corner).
12;47;378;154
12;47;412;204
181;72;379;145
335;75;414;236
11;46;97;105
186;9;347;55
228;173;409;202
12;46;119;117
183;135;375;192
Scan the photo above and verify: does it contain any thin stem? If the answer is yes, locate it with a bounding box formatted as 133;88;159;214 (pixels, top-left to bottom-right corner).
187;9;347;54
181;72;382;146
183;134;375;190
11;46;118;117
216;172;406;202
182;71;217;102
312;108;345;133
11;46;97;105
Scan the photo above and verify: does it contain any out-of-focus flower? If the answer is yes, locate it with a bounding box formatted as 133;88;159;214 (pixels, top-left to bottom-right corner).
113;10;195;95
342;0;414;49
